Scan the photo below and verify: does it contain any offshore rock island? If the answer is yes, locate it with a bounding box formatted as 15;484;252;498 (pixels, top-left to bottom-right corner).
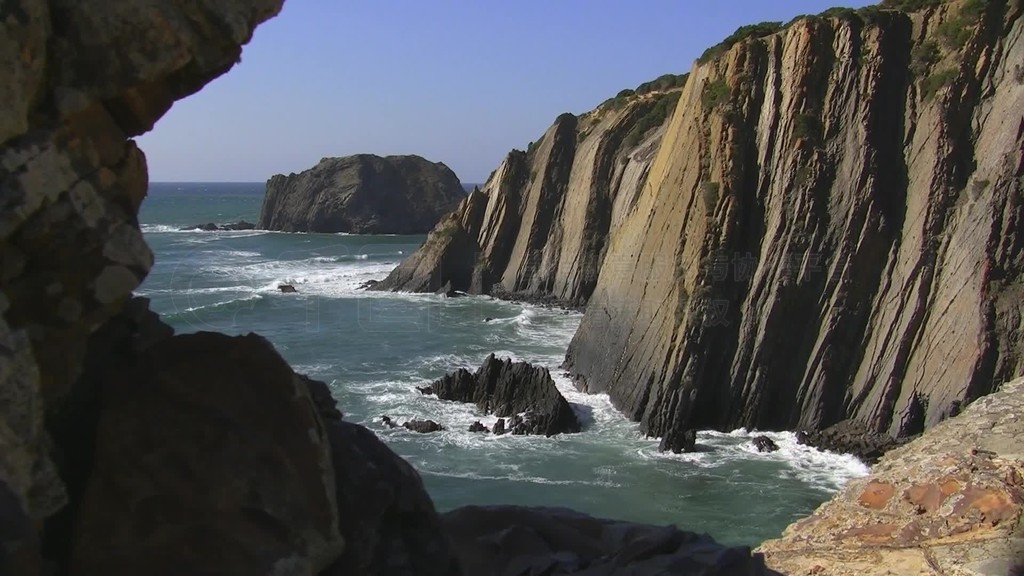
257;154;466;234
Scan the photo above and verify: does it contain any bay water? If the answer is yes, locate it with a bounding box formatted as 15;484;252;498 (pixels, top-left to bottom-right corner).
137;182;869;546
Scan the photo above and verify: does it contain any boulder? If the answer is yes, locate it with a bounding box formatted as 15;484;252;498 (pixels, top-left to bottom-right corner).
403;419;445;434
492;419;506;436
69;332;343;575
752;436;779;453
468;421;488;433
442;505;778;576
422;354;580;436
257;154;466;234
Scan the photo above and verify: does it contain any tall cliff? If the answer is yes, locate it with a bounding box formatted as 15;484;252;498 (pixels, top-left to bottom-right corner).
566;0;1024;451
373;79;686;306
257;154;466;234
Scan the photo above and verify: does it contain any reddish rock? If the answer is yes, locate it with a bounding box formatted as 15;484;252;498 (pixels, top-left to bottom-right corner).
857;481;894;510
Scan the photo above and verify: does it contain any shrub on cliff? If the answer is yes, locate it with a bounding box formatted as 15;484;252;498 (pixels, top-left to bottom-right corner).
622;92;681;149
698;21;784;63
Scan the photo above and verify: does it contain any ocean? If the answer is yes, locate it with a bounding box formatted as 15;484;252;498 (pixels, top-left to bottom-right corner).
137;182;869;546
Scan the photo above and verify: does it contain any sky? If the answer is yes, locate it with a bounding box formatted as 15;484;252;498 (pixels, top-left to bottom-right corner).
139;0;874;183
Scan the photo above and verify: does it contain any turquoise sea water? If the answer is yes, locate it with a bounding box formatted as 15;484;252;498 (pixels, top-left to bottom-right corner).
137;182;869;546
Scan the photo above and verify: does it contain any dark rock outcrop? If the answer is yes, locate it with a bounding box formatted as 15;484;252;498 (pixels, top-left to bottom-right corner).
565;2;1024;451
752;436;779;454
257;154;466;234
468;421;488;433
278;284;298;293
69;332;344;575
796;421;909;465
0;0;284;570
442;505;779;576
314;392;460;576
423;354;581;436
403;419;445;434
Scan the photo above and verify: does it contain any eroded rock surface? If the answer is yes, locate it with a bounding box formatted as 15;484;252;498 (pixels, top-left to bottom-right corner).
257;154;465;234
759;377;1024;576
424;354;581;436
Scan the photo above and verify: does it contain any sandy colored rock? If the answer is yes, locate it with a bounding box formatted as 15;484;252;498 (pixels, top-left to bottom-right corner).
566;0;1024;451
759;377;1024;575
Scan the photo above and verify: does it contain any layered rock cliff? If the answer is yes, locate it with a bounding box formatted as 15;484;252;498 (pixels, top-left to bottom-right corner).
257;154;465;234
566;0;1024;451
373;80;686;306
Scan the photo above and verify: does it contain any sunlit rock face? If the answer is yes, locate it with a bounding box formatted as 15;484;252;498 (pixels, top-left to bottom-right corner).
566;1;1024;452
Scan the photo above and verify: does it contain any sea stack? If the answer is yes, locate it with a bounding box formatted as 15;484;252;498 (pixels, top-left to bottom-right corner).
257;154;466;234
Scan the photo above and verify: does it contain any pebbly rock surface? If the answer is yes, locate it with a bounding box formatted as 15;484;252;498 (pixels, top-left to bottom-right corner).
759;376;1024;576
442;505;780;576
423;354;581;436
68;333;344;575
257;154;466;234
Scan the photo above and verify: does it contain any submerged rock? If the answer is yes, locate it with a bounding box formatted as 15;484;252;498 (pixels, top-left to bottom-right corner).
403;419;445;434
179;220;256;231
422;354;581;436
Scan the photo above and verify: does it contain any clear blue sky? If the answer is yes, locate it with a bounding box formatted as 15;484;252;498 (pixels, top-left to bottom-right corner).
139;0;872;183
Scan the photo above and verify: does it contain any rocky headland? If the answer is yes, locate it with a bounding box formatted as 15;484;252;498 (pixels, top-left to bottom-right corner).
380;0;1024;456
256;154;466;234
1;0;1023;575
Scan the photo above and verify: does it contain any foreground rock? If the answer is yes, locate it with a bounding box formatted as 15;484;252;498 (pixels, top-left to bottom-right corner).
70;332;344;575
443;505;778;575
759;377;1024;576
257;154;466;234
313;390;460;576
423;354;581;436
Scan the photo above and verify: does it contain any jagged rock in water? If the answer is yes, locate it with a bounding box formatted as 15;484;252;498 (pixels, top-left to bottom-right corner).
373;85;684;305
69;333;344;575
660;428;698;454
760;377;1024;576
752;436;779;453
403;419;445;434
565;3;1024;451
492;419;507;436
796;421;909;465
468;421;488;433
423;354;581;436
380;415;398;429
257;154;466;234
443;505;779;576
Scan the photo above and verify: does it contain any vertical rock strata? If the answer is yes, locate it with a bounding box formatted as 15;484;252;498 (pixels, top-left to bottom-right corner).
374;89;683;307
566;1;1024;450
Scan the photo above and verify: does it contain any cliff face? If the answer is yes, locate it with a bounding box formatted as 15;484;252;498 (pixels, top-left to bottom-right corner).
374;87;683;306
566;0;1024;451
257;154;465;234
